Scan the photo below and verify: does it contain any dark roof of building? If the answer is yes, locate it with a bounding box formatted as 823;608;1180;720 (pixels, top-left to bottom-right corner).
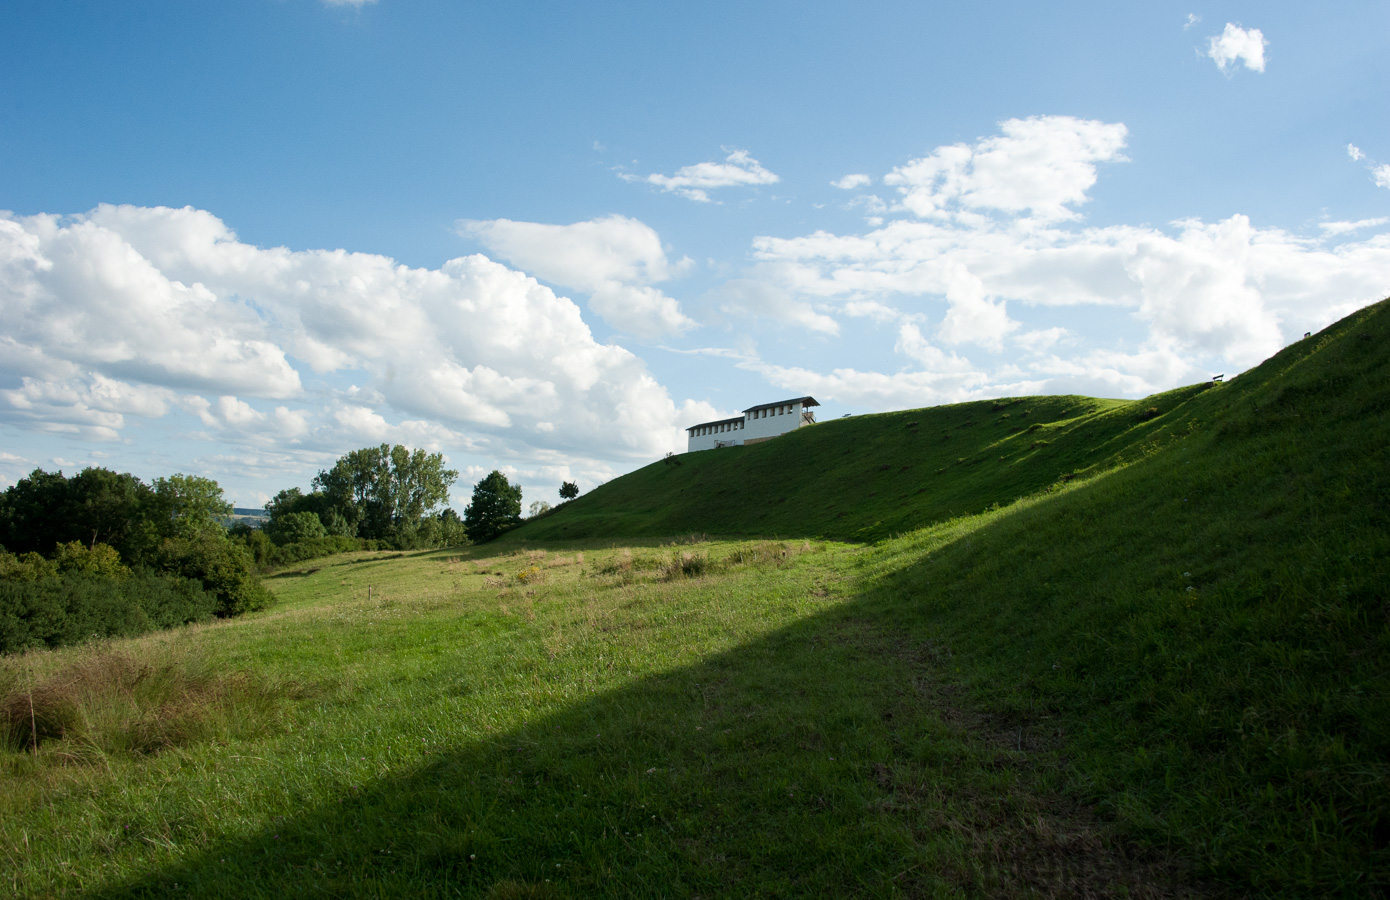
685;415;746;433
742;396;819;413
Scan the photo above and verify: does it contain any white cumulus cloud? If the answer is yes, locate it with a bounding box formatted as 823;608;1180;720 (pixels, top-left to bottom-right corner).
714;117;1390;403
831;174;872;190
0;205;705;469
1348;144;1365;161
458;215;695;339
1207;23;1267;73
883;116;1129;223
626;149;779;203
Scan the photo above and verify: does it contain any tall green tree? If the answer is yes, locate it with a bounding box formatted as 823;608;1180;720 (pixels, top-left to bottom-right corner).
463;471;522;543
0;467;159;561
312;444;458;542
152;474;232;539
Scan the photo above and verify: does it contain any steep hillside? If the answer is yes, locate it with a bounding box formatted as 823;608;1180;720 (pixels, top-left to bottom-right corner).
518;392;1169;541
517;329;1337;544
510;299;1390;890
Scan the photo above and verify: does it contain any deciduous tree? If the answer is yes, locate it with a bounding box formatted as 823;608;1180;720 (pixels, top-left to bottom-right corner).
463;471;522;543
152;474;232;539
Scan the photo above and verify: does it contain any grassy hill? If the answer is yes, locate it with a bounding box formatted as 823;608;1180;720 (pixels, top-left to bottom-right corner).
520;300;1385;548
518;385;1214;543
514;294;1389;889
1;298;1385;898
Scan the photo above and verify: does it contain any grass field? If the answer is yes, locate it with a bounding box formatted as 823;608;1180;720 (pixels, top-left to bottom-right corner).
2;299;1387;897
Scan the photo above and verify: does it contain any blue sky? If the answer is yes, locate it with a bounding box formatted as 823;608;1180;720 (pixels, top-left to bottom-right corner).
2;1;1387;510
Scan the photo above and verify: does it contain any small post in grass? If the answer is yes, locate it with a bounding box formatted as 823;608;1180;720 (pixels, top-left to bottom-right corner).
27;666;39;755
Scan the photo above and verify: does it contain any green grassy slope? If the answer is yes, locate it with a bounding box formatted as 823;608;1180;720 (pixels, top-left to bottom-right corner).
515;387;1218;543
520;301;1385;549
848;298;1390;891
511;297;1390;890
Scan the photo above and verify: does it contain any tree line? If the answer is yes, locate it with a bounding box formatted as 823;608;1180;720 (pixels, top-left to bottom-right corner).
0;468;269;653
1;444;580;653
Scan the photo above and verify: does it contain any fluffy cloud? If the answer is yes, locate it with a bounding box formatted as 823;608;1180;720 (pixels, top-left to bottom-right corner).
831;174;872;190
458;215;695;338
1347;144;1365;162
0;213;302;397
0;205;702;470
627;149;779;202
712;118;1390;404
883;116;1129;222
1207;23;1267;73
1319;218;1388;235
1;374;173;441
1374;165;1390;190
750;212;1390;367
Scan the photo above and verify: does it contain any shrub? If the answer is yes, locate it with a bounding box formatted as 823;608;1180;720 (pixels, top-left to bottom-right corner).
232;527;275;568
156;535;272;617
1138;406;1161;422
265;510;327;546
52;541;130;579
0;573;216;654
0;550;58;581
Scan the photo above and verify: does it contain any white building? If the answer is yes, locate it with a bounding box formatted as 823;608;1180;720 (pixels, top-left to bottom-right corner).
685;397;820;452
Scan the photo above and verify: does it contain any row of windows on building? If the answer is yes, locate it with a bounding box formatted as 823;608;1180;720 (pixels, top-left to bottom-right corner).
693;421;743;437
691;404;797;437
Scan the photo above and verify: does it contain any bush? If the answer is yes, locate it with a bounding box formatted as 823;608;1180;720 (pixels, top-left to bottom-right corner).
0;573;217;654
265;510;328;546
260;535;359;569
0;550;58;580
52;541;131;579
156;535;272;617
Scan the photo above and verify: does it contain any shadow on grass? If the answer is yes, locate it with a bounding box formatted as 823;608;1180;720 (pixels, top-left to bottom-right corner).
263;568;321;580
88;559;1202;900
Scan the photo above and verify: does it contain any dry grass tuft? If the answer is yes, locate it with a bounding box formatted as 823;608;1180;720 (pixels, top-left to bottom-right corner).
0;649;304;760
658;551;711;581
